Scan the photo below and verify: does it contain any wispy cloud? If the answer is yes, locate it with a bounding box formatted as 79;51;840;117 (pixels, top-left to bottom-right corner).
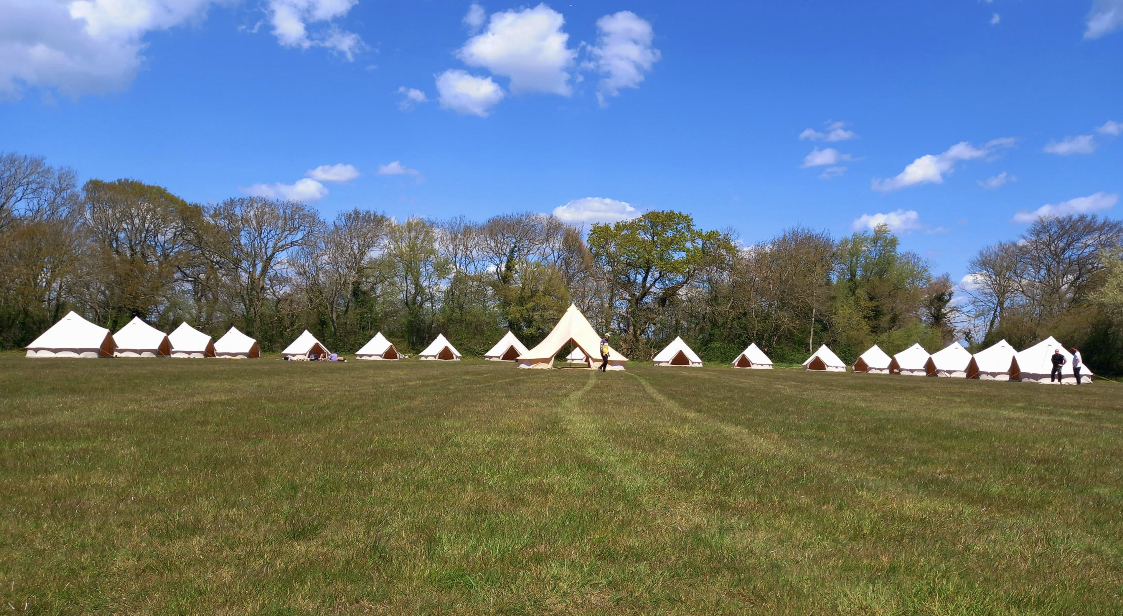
978;171;1015;190
872;139;1013;192
553;197;638;224
852;209;922;233
1044;134;1096;155
1013;192;1118;223
799;121;856;142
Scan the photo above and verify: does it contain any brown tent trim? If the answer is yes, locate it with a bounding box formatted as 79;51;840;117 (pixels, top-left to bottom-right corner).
807;357;827;371
500;346;520;361
853;358;869;372
735;354;752;368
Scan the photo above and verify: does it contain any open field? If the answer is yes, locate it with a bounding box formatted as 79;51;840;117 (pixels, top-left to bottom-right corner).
1;354;1121;615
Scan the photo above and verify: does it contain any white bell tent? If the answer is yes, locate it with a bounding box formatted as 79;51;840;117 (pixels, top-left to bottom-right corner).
114;317;171;357
889;343;931;376
732;343;772;369
652;336;703;367
283;330;330;360
566;347;590;364
802;345;845;372
213;327;260;359
965;339;1018;380
25;311;115;358
852;345;891;374
420;334;461;360
168;322;215;358
1015;337;1093;384
925;342;972;378
484;331;528;361
355;332;400;360
518;304;626;370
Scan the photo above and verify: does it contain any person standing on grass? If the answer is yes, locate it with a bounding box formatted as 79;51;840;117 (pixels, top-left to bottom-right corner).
599;333;611;372
1050;348;1066;383
1071;347;1083;384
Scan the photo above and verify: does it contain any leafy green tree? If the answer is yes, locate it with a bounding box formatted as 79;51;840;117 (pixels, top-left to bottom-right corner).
588;211;733;355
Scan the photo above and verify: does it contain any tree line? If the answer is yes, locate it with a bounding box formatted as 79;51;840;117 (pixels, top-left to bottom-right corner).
3;152;1122;372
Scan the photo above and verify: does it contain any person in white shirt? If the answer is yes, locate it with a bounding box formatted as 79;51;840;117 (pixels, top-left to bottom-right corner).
1071;347;1084;385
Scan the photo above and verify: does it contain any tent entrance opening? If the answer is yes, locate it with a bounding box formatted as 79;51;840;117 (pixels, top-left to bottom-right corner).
807;357;826;371
384;347;399;360
670;351;690;366
501;346;520;361
437;347;455;360
735;355;751;368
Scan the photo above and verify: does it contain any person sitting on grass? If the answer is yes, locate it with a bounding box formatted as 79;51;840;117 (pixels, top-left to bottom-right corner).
329;352;338;362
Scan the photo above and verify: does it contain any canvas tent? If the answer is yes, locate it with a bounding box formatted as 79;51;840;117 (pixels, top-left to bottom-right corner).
566;348;590;364
889;343;931;376
283;330;330;360
355;332;400;360
1015;337;1093;384
732;343;772;369
802;344;845;372
168;322;215;358
25;311;115;358
114;317;171;357
965;339;1018;380
852;345;891;374
420;334;461;360
653;336;703;367
925;342;971;378
484;331;528;361
518;304;627;370
213;327;259;358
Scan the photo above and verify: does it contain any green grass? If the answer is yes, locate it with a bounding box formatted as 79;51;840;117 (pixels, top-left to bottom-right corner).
1;353;1121;615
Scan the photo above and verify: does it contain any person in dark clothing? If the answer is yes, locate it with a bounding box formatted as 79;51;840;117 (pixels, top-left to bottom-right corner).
599;333;611;372
1071;347;1083;385
1050;349;1066;383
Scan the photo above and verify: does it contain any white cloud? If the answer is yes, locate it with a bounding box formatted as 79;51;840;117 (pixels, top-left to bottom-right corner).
978;172;1015;189
802;147;853;168
1043;134;1097;155
456;3;576;96
990;13;1000;25
241;178;329;202
464;3;485;32
435;69;505;116
396;86;428;110
307;163;359;182
587;11;660;106
820;166;847;179
1013;192;1118;223
799;121;856;142
0;0;220;99
1085;0;1123;39
872;139;1012;192
851;209;922;232
553;197;638;224
376;161;421;176
1097;120;1123;136
266;0;363;60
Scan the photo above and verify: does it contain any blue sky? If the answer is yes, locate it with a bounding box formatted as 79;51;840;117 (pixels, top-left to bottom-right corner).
1;0;1121;283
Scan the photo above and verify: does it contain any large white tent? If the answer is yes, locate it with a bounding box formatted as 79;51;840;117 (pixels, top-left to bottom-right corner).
926;342;971;378
852;345;891;374
566;348;590;364
25;311;115;358
732;343;772;369
484;331;528;361
1015;337;1093;384
213;327;260;359
168;322;215;358
518;304;626;370
802;344;845;372
283;330;330;360
114;317;171;357
965;339;1018;380
355;332;400;360
420;334;461;361
653;336;703;367
889;343;931;376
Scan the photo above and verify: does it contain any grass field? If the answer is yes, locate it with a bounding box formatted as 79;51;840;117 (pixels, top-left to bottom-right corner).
1;354;1121;615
